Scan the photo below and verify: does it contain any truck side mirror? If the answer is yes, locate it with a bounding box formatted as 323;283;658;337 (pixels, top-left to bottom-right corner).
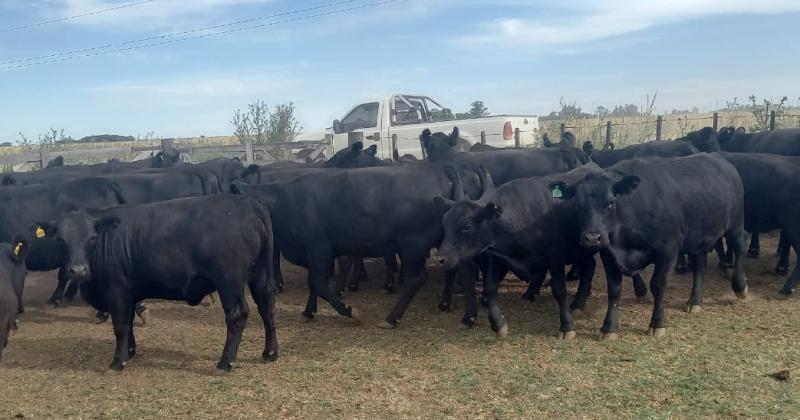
333;119;342;134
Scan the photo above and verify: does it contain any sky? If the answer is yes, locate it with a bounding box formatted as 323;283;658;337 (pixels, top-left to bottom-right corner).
0;0;798;141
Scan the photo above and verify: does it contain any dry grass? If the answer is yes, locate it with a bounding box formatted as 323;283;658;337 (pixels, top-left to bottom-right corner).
1;238;799;419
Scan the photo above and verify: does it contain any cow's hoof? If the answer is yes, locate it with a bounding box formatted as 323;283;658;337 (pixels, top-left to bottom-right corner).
438;301;451;312
686;304;702;314
636;295;646;304
136;308;150;326
779;287;795;296
262;350;279;362
775;266;789;276
93;312;109;324
648;327;667;337
600;332;618;341
495;323;509;338
460;316;477;329
128;347;136;358
216;362;234;372
735;285;749;300
571;307;584;316
106;361;126;374
347;284;359;293
559;330;576;341
377;320;396;330
349;307;361;320
50;300;60;308
104;368;123;376
12;319;19;330
301;312;314;322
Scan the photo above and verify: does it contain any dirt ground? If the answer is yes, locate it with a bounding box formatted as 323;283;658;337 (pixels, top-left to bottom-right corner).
1;234;799;419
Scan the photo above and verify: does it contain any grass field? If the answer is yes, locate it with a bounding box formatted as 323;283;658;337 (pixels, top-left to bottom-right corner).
0;234;798;418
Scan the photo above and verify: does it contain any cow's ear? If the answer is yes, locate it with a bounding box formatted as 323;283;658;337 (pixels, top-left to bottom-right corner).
10;237;26;262
582;141;594;155
350;141;364;154
475;201;502;223
449;127;460;147
33;222;55;239
2;174;15;186
548;181;574;200
735;127;746;135
434;196;455;211
420;129;432;149
365;145;378;157
612;175;640;196
94;217;121;234
562;131;577;148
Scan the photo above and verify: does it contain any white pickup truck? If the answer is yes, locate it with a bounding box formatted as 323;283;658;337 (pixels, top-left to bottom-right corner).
300;94;541;160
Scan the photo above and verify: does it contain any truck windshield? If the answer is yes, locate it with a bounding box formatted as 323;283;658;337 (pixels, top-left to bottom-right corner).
340;102;379;132
392;97;425;126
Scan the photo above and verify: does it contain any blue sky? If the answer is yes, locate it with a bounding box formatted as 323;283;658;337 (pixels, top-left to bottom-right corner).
0;0;798;141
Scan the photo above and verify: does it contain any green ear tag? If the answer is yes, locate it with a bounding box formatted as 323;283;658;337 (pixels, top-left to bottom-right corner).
552;186;563;198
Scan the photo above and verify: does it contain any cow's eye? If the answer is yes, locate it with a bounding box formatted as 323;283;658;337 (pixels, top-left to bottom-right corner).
606;202;615;210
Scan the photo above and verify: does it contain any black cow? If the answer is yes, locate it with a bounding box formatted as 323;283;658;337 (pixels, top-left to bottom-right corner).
721;153;800;295
102;165;220;204
718;127;800;154
583;139;699;168
422;128;590;185
550;153;749;338
41;195;278;372
435;164;605;339
232;163;473;328
0;177;127;304
543;131;578;149
0;240;27;360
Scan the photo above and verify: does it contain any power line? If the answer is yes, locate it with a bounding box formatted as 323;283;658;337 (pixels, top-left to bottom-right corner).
0;0;361;66
0;0;400;72
0;0;158;34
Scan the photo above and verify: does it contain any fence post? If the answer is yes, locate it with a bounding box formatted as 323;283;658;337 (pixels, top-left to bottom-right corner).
160;138;176;154
605;121;612;149
39;144;50;170
348;131;364;146
712;112;719;131
480;131;486;145
514;128;521;148
655;115;663;141
559;123;566;138
244;139;254;164
324;133;335;156
419;134;428;160
391;134;398;161
770;111;776;131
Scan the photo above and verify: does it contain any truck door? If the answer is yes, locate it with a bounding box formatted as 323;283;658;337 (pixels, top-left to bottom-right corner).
332;101;381;154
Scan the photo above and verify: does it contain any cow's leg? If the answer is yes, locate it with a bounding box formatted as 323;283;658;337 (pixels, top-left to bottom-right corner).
674;254;690;275
599;250;623;340
631;274;648;303
273;247;284;293
379;252;427;328
249;273;279;362
686;252;706;314
549;265;575;340
217;289;250;372
714;238;732;270
647;251;677;337
333;256;352;297
571;258;597;312
438;269;457;312
384;254;399;293
728;230;750;298
484;258;508;337
779;233;800;295
776;231;791;276
348;258;368;292
308;255;358;319
565;265;580;282
64;278;79;301
521;270;546;302
748;232;760;258
302;272;319;320
47;267;70;306
107;299;134;372
458;262;479;328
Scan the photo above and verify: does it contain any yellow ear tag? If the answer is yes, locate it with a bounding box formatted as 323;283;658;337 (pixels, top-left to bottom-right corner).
13;242;22;256
35;227;46;238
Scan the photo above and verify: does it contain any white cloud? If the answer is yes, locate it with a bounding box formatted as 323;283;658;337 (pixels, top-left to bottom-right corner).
455;0;800;48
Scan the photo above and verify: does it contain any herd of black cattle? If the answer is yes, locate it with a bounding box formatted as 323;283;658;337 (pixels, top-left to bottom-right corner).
1;125;799;373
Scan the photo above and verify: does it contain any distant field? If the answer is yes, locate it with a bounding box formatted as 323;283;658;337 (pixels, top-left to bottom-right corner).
0;234;798;418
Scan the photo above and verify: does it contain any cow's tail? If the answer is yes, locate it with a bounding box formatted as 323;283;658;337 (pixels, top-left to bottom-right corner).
251;199;279;296
108;180;127;205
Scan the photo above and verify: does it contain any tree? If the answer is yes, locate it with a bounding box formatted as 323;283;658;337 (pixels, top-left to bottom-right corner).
468;101;490;118
232;100;302;145
268;102;303;142
594;106;609;119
